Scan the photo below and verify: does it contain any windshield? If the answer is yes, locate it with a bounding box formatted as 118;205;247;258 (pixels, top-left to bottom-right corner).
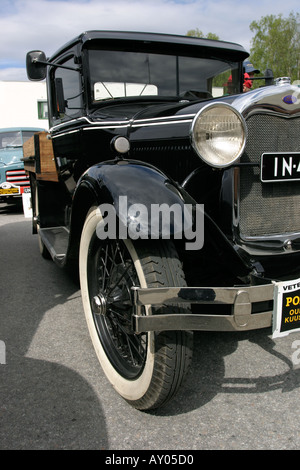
88;49;241;103
0;130;37;150
0;130;38;165
0;131;22;149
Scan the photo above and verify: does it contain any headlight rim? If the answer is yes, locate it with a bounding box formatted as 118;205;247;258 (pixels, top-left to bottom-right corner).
190;101;247;169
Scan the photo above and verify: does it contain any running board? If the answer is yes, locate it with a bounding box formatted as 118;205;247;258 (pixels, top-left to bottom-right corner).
39;226;69;266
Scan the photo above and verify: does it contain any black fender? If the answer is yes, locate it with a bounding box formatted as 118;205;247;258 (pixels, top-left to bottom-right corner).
66;159;200;263
71;159;196;237
68;159;252;278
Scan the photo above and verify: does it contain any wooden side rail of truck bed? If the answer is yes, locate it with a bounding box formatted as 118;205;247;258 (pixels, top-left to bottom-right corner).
23;131;59;182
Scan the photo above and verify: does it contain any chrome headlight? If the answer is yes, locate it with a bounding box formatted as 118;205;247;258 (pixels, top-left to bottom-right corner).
190;102;247;168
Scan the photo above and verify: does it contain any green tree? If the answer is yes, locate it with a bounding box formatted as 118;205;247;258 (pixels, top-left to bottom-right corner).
250;12;300;85
187;28;219;40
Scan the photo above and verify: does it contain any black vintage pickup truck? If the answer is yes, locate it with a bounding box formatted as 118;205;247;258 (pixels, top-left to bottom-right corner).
25;31;300;410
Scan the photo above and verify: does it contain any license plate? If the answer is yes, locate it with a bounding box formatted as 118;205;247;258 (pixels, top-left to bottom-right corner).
0;187;20;195
273;278;300;338
261;152;300;182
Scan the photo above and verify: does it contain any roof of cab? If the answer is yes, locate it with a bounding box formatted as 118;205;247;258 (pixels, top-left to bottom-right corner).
49;30;249;62
0;127;45;133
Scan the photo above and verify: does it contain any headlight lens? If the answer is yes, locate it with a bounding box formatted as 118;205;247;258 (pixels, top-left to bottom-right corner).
190;102;246;168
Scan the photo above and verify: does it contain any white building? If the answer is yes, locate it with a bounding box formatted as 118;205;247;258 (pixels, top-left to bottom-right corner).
0;81;48;129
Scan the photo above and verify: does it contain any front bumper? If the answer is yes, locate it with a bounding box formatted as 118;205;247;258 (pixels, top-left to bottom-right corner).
132;283;274;333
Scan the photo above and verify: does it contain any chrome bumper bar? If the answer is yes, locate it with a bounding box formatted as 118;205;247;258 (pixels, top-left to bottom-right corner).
132;284;274;333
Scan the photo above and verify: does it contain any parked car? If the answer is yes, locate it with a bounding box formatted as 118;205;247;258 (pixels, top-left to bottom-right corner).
25;31;300;410
0;127;44;202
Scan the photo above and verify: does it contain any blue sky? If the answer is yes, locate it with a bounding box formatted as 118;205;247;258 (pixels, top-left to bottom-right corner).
0;0;299;80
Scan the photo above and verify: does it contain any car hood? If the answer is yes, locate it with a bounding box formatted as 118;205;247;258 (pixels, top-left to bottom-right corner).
90;81;300;124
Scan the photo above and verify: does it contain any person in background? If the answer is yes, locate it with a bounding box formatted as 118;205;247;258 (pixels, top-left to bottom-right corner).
243;60;260;92
243;73;253;92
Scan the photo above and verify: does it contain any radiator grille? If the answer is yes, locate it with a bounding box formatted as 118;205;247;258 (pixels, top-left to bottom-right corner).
6;169;30;187
239;114;300;238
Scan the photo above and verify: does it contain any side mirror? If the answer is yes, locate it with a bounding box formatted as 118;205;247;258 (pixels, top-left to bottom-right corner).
26;51;47;81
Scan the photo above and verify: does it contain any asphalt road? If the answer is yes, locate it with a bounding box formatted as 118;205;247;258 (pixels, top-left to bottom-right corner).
1;200;300;451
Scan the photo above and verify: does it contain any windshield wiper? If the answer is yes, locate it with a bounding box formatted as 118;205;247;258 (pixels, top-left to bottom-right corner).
95;95;184;105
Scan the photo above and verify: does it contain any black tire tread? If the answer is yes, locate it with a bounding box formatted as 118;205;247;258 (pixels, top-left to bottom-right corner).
127;241;193;411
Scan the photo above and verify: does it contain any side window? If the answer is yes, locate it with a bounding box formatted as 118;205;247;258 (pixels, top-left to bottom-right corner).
52;56;82;122
38;101;48;119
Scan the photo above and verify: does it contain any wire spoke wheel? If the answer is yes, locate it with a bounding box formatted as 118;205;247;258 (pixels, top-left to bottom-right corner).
79;207;193;410
88;238;147;379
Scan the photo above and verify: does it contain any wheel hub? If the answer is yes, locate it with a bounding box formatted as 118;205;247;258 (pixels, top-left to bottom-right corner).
92;292;107;316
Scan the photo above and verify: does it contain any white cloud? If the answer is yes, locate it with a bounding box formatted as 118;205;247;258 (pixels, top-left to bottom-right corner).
0;68;28;81
0;0;299;80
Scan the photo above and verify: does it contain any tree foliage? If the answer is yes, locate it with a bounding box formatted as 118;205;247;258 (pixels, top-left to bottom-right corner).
187;11;300;86
249;12;300;84
187;28;219;40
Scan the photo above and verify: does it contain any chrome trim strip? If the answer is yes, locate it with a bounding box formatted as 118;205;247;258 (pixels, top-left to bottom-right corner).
83;125;130;130
133;114;196;124
50;116;131;133
51;129;81;139
50;114;196;135
131;119;193;128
